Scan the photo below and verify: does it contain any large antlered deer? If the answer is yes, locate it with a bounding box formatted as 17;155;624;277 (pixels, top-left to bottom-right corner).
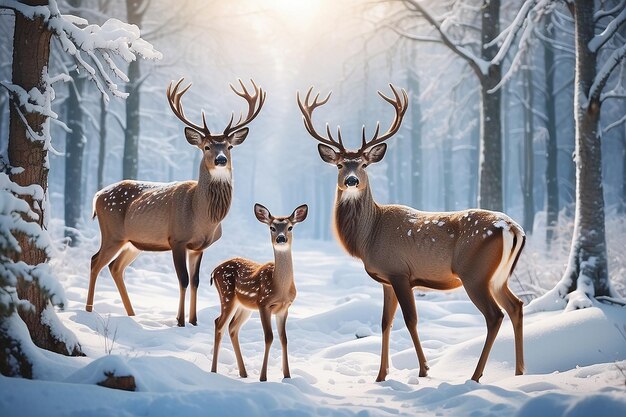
87;78;265;327
297;85;525;382
210;203;308;381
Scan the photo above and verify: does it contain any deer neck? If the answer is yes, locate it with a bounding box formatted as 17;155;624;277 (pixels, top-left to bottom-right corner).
195;164;233;224
334;185;379;259
272;246;294;289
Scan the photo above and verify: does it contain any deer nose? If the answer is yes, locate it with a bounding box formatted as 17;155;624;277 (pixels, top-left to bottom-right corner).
215;155;227;166
345;175;359;187
276;234;287;244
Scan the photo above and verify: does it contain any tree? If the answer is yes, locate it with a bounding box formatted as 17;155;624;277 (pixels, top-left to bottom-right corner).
0;0;160;376
387;0;506;211
510;0;626;311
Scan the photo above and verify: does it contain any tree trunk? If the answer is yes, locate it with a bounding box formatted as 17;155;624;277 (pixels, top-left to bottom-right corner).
468;123;479;207
408;65;422;208
522;65;535;234
97;94;107;191
64;69;85;245
562;0;610;295
544;22;559;246
621;127;626;214
8;3;82;358
122;0;145;180
123;59;140;179
478;0;503;212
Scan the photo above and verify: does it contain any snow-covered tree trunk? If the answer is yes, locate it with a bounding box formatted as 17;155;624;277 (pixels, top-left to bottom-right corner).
122;0;146;180
7;1;83;359
97;94;107;190
478;0;503;212
64;69;86;245
543;20;559;246
522;63;535;234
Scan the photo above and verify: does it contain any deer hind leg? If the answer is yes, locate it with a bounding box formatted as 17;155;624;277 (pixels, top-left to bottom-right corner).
229;308;252;378
188;251;203;326
259;306;274;382
276;310;290;378
108;245;140;316
464;282;504;382
211;298;238;374
376;284;398;382
391;278;429;377
171;245;190;327
87;240;126;312
493;284;524;375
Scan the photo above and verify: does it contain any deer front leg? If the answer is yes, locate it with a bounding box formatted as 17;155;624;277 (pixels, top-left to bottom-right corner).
276;310;290;379
171;245;189;327
376;284;398;382
188;250;203;326
259;306;273;382
391;278;429;377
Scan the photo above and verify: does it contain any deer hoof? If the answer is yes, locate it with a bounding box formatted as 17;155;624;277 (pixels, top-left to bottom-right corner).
189;320;197;326
176;320;185;327
375;375;386;382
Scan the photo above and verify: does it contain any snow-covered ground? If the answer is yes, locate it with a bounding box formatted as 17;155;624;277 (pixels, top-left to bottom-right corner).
1;220;626;417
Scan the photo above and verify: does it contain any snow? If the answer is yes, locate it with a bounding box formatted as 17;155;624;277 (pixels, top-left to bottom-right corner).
1;223;625;416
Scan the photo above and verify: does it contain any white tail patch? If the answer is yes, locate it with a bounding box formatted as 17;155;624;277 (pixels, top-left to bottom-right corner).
489;225;521;297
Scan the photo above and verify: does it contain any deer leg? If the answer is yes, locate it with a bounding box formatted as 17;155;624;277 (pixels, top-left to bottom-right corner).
171;245;189;327
229;308;252;378
259;306;274;382
493;284;524;375
108;246;140;316
188;251;203;326
87;240;126;312
276;310;290;379
391;278;429;377
211;300;238;373
376;284;398;382
464;283;504;382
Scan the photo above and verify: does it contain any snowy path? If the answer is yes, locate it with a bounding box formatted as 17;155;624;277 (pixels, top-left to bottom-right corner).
1;230;626;417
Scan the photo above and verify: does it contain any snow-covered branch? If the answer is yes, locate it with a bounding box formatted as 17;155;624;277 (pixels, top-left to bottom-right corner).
399;0;489;77
0;0;162;102
588;42;626;105
588;6;626;53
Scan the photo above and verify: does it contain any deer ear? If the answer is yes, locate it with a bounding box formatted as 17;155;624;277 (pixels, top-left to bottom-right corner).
254;203;272;224
289;204;308;224
318;144;339;164
185;127;204;147
229;128;249;146
363;143;387;164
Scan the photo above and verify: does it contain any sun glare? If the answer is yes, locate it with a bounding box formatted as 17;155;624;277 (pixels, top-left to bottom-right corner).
264;0;320;25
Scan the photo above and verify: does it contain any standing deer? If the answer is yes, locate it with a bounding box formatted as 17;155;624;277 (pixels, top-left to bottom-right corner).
297;85;525;382
210;203;308;381
87;78;265;327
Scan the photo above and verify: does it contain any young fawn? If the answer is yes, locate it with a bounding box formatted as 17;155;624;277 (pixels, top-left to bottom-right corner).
210;203;308;381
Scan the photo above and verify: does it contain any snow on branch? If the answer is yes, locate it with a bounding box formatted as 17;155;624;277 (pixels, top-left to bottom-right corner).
0;0;162;102
589;6;626;53
589;42;626;105
400;0;489;77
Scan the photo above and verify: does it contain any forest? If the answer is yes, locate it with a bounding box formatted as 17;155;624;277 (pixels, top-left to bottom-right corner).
1;1;625;416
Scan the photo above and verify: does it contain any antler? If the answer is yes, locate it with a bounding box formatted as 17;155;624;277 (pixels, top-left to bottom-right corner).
167;78;211;137
360;84;408;150
297;87;345;152
223;79;266;136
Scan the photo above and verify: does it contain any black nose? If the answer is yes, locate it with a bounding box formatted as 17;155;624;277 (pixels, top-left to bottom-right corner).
345;176;359;187
276;235;287;244
215;155;227;166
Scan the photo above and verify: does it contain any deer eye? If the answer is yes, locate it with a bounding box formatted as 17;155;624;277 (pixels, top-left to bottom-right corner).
337;164;343;169
204;145;210;151
270;226;276;232
288;226;293;231
228;145;233;150
362;163;367;168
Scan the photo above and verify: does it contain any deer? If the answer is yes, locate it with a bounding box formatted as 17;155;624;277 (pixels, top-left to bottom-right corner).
86;78;266;327
210;203;308;381
296;85;526;383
